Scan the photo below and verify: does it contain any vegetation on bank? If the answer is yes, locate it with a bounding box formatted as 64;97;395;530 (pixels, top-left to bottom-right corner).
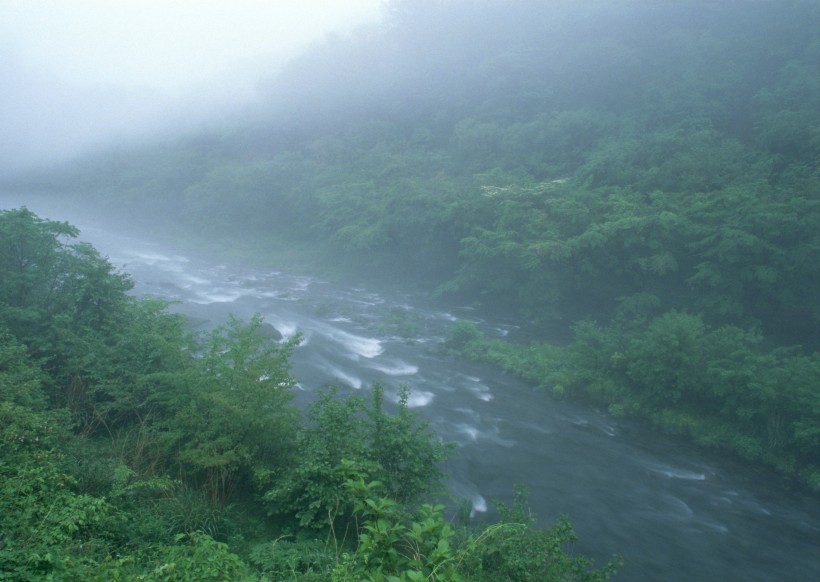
446;318;820;489
6;0;820;541
0;207;619;579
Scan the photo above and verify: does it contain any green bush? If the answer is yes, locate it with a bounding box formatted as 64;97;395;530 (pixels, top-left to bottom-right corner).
264;384;450;530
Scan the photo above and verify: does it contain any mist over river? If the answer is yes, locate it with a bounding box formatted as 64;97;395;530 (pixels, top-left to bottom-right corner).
5;197;819;581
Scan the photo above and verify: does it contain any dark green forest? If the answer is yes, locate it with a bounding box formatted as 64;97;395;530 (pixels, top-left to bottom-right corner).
3;0;820;577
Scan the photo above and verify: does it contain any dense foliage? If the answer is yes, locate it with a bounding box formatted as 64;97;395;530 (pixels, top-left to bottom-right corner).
0;208;616;579
4;2;819;575
21;1;815;331
22;0;817;485
446;317;820;488
27;0;816;330
24;0;820;338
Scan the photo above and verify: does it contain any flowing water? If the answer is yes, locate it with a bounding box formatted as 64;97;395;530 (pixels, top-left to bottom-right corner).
5;197;820;581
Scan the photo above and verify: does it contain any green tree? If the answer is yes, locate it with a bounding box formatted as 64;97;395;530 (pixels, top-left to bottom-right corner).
150;315;300;504
264;384;449;530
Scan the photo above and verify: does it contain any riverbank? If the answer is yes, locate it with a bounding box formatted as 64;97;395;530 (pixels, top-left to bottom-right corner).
444;320;820;493
7;192;819;494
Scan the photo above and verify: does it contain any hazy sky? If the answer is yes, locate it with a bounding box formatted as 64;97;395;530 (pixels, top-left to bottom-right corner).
0;0;384;172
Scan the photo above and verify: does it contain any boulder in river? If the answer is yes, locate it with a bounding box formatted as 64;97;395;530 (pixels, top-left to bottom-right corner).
255;322;283;341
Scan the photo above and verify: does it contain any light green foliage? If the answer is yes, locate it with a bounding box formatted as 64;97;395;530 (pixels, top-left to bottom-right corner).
0;208;615;581
0;315;114;579
94;532;257;581
460;486;621;582
446;320;564;391
340;477;463;581
445;321;483;354
0;207;132;333
0;453;112;580
0;327;47;411
143;532;254;581
451;176;820;333
0;210;299;577
150;314;300;503
264;389;369;529
448;314;820;485
0;207;81;319
9;0;820;573
0;207;179;433
366;385;451;502
264;384;449;530
202;314;298;396
64;298;194;436
622;312;706;406
336;478;619;582
248;537;336;581
183;161;285;234
0;392;112;580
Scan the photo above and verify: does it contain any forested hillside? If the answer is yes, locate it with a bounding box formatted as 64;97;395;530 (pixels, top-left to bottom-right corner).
13;0;820;483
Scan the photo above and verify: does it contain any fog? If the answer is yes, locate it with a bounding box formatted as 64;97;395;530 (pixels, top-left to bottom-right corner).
0;0;382;174
0;0;681;175
1;2;819;580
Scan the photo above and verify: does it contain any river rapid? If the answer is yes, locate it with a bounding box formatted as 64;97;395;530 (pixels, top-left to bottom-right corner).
4;198;820;581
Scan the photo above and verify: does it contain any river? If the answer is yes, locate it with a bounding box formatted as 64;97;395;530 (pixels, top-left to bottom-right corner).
4;197;820;580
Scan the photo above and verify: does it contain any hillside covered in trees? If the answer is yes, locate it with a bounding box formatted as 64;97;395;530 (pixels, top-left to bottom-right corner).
3;1;820;578
15;0;819;486
21;0;814;332
0;0;813;499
